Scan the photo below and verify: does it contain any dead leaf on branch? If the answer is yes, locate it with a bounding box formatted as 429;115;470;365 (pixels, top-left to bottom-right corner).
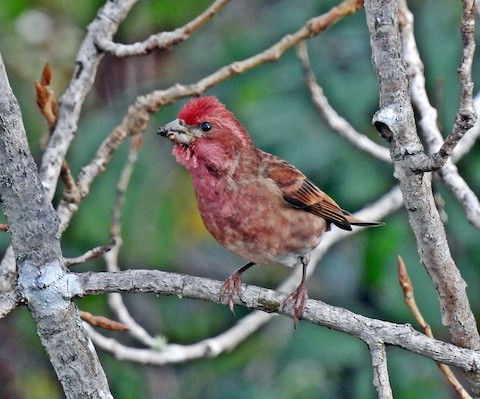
35;63;58;131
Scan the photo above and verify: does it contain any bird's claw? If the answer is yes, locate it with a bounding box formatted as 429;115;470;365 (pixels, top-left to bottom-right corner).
219;272;243;315
284;282;308;327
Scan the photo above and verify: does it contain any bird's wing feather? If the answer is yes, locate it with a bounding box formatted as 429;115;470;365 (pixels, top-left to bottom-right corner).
258;150;352;230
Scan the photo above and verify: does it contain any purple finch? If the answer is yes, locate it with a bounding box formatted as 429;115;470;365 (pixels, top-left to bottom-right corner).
158;96;382;324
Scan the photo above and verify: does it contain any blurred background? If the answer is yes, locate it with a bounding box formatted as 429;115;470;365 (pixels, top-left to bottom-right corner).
0;0;479;398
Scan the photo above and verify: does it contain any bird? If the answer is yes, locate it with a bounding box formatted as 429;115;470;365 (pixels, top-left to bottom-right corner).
158;96;382;325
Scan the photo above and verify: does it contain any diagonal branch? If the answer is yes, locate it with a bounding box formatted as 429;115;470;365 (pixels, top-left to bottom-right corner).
38;0;138;200
399;0;477;172
428;0;476;169
398;256;473;399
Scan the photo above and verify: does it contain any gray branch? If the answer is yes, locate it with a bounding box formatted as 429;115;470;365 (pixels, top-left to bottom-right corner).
364;0;480;393
39;0;138;200
0;288;22;318
0;53;112;398
76;269;480;372
398;0;480;229
369;344;393;399
95;0;231;56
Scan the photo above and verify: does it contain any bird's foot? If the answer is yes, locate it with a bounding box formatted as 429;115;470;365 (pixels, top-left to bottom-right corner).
219;271;243;315
284;282;308;327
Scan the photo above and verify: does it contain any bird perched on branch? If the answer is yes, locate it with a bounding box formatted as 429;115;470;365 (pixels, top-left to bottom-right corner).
158;96;382;324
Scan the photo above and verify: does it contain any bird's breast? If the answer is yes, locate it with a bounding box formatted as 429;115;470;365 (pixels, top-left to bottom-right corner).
191;170;327;266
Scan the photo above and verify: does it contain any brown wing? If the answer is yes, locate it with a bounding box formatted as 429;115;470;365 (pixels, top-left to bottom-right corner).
258;150;353;231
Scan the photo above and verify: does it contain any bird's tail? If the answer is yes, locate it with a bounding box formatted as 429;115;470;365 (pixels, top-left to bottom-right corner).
344;214;384;228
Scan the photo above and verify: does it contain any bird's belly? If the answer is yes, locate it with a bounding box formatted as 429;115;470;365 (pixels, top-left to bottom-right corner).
196;189;326;267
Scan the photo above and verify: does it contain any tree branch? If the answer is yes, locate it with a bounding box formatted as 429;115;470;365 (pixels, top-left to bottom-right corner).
0;288;22;319
428;0;477;169
398;0;476;172
96;0;231;56
369;343;393;399
76;268;480;372
64;243;114;267
398;0;480;229
296;41;391;164
38;0;138;200
0;52;112;398
365;0;480;392
103;136;157;347
398;256;473;399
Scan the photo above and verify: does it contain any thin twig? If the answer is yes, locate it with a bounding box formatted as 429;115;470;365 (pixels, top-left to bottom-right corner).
64;243;114;267
35;63;77;195
428;0;476;169
34;63;57;131
96;0;231;57
80;310;129;331
398;0;476;171
452;92;480;162
296;41;391;164
102;136;157;347
398;256;473;399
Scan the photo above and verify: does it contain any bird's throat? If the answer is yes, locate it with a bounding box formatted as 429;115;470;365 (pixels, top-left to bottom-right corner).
172;144;198;169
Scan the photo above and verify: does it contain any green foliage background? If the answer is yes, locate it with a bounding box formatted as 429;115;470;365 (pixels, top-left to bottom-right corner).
0;1;479;398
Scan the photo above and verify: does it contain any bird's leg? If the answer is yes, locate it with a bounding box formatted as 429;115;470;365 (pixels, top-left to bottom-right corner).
219;262;255;314
284;257;309;327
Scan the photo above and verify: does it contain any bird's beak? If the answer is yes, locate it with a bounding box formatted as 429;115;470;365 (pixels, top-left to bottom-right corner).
157;119;195;145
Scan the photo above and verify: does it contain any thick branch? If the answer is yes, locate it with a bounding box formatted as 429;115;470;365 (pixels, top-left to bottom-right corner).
365;0;480;391
0;53;112;398
398;0;480;229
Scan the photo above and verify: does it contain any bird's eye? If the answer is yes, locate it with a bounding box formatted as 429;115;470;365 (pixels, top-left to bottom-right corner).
200;122;212;132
